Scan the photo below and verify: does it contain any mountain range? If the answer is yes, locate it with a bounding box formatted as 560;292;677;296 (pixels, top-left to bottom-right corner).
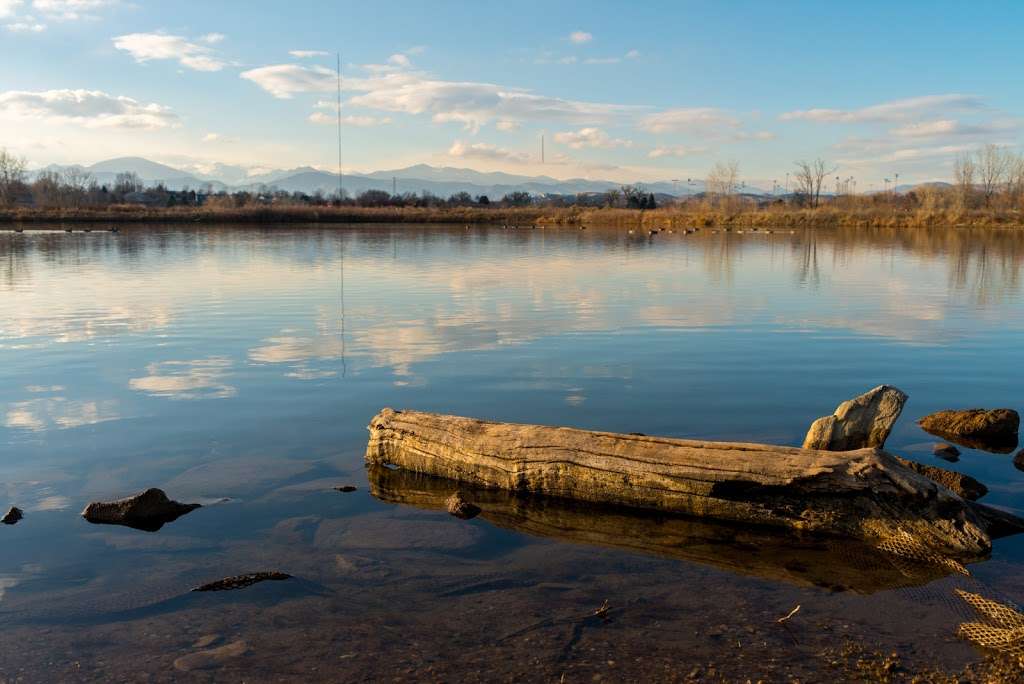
36;157;728;198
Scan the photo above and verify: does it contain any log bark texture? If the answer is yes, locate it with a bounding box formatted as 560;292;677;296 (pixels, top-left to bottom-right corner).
366;408;994;559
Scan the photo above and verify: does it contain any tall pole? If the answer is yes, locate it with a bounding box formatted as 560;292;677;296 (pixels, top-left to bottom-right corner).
342;52;350;202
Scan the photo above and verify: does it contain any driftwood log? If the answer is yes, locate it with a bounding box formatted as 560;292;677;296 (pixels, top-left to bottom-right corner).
365;408;1007;560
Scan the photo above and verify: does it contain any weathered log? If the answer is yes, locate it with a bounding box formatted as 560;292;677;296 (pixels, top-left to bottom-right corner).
365;408;1001;560
368;465;957;594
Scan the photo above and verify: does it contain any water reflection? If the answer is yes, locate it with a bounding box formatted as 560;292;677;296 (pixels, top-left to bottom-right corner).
129;357;236;400
368;466;958;594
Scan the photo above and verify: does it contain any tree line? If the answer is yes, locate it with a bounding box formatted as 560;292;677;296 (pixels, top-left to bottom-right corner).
4;145;1024;213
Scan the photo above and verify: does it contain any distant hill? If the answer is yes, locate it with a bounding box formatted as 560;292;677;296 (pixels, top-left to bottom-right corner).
31;157;781;197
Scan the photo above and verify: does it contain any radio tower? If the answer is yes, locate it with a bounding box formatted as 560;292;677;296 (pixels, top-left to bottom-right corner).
336;53;343;202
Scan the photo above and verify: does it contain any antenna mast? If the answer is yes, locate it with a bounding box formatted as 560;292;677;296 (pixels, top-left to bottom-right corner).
541;134;545;164
336;52;343;202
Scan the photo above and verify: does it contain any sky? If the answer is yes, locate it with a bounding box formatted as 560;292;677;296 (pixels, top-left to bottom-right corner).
1;0;1023;188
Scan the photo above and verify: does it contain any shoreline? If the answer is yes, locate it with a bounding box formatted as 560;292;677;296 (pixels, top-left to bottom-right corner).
1;205;1023;229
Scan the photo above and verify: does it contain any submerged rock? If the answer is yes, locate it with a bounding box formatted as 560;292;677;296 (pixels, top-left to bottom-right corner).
918;409;1020;453
802;385;908;451
173;640;247;672
81;488;200;532
192;571;291;592
933;443;961;461
334;485;357;493
2;506;23;525
1015;449;1024;473
446;491;482;520
893;456;988;501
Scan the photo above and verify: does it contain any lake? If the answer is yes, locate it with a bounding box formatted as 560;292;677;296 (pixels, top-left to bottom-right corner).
2;224;1024;681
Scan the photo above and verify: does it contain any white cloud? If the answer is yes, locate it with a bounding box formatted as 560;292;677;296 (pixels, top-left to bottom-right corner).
639;107;739;133
202;132;221;142
648;145;708;159
583;57;620;65
780;94;984;124
344;71;639;133
495;119;521;131
308;111;391;126
289;49;328;58
31;0;114;20
113;32;226;72
200;32;224;44
554;127;631;149
0;89;179;129
3;0;112;29
241;64;336;98
0;1;22;19
388;53;411;67
6;16;44;31
625;49;640;59
568;30;592;44
448;140;531;163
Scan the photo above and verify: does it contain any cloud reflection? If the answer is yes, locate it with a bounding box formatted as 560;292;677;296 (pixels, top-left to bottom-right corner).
4;398;120;431
129;357;236;400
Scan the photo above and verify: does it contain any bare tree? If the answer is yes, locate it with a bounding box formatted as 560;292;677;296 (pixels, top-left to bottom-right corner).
792;158;835;208
0;147;28;207
976;144;1011;206
953;151;976;209
1008;153;1024;208
706;160;739;197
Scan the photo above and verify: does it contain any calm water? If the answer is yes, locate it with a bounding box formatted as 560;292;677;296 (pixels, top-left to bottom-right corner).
2;224;1024;681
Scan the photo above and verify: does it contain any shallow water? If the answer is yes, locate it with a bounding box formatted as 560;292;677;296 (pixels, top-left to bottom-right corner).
2;224;1024;681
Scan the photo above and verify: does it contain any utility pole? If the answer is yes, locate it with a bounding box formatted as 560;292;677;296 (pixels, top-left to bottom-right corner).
392;176;396;196
541;134;545;164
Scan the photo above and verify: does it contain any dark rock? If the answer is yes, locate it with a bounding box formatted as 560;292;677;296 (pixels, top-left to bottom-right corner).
445;491;481;520
893;456;988;501
81;488;200;532
2;506;23;525
334;485;357;493
1015;449;1024;472
932;443;961;461
192;571;292;592
918;409;1020;453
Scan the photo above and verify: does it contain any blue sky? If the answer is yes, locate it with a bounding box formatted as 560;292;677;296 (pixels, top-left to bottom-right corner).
1;0;1022;186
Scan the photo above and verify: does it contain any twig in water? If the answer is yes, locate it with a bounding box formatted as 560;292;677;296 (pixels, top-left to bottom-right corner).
777;604;801;624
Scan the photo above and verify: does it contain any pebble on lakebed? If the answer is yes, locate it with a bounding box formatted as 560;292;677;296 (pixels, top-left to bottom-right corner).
2;506;23;525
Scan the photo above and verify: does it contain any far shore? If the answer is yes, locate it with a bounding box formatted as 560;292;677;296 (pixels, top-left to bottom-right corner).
2;205;1023;229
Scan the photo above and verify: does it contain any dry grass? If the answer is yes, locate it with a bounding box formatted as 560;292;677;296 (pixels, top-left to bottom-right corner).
0;205;561;225
2;202;1023;229
539;206;1024;229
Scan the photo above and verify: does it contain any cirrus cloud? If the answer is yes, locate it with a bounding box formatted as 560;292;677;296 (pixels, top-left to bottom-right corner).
448;140;531;163
780;94;984;124
554;127;632;149
568;30;592;44
0;89;179;129
638;107;740;133
308;111;391;126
